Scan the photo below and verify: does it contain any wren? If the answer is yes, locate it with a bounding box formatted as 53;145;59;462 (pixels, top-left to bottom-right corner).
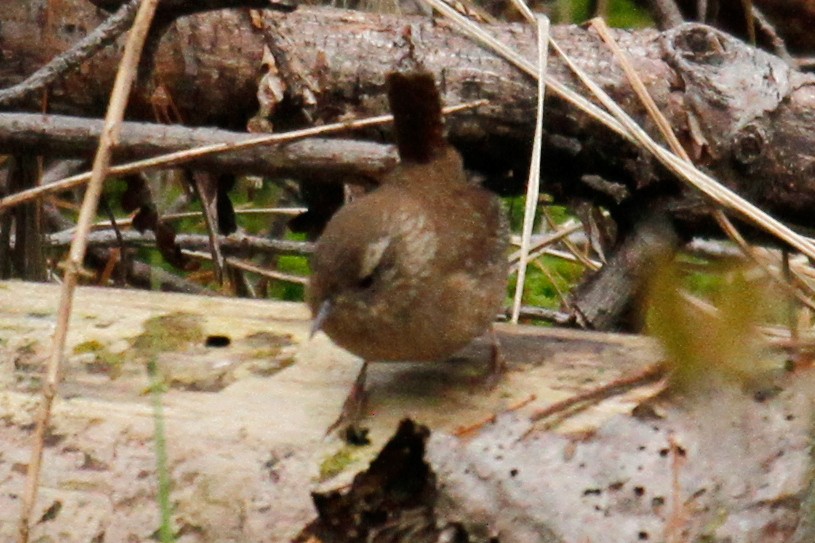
307;70;508;375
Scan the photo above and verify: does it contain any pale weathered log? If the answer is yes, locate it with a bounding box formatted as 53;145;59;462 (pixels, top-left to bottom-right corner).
0;280;813;542
0;279;664;541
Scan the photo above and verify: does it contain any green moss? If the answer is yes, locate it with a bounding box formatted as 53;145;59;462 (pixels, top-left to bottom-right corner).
73;340;105;354
318;447;357;481
132;313;204;356
73;340;124;377
505;196;567;231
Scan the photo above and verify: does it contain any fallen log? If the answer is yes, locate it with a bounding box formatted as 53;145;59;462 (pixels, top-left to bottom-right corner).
0;280;812;541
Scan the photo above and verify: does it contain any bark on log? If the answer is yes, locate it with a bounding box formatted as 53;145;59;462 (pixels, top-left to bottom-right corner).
670;0;815;55
572;214;679;330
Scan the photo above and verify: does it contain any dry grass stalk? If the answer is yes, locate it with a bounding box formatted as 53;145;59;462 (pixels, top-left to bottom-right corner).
511;14;550;324
17;1;160;541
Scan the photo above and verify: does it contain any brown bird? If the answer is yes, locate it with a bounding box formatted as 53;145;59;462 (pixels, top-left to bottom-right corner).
307;70;508;424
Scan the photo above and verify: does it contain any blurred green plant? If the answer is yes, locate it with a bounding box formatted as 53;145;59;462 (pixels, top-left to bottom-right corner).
646;259;777;393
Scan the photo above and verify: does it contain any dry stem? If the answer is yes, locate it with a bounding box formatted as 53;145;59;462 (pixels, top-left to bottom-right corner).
17;1;160;540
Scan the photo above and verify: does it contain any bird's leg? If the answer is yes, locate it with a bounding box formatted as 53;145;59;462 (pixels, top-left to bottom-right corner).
485;324;507;388
325;360;371;444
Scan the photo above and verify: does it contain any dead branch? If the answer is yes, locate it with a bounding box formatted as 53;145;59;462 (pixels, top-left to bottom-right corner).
41;228;313;255
0;113;396;179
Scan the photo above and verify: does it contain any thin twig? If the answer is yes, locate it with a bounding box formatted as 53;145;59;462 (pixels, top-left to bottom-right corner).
99;195;128;285
528;363;666;423
43;202;210;294
664;434;688;543
542;208;600;271
539;246;602;269
531;258;570;307
189;172;226;283
510;305;573;324
17;2;160;541
507;221;584;272
76;207;308;231
184;250;308;285
44;229;312;255
749;4;794;65
506;0;536;24
454;394;537;437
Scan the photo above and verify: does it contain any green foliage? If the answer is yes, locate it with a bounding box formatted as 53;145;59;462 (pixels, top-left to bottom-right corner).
269;231;311;301
271;257;309;300
505;196;569;231
507;254;584;311
102;176;130;216
605;0;652;27
505;196;585;314
556;0;652;26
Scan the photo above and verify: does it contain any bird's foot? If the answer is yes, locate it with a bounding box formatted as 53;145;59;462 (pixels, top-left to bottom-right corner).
325;361;371;445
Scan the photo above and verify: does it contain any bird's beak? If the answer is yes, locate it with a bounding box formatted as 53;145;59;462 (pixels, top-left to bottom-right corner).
310;299;332;338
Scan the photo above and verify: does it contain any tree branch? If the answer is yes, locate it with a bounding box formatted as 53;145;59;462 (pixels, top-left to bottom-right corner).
0;112;396;179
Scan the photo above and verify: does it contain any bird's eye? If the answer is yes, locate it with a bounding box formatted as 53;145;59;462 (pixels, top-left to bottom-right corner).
358;274;375;289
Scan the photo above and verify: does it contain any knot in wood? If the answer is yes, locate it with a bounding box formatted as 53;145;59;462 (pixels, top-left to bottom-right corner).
671;25;726;66
731;123;766;171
